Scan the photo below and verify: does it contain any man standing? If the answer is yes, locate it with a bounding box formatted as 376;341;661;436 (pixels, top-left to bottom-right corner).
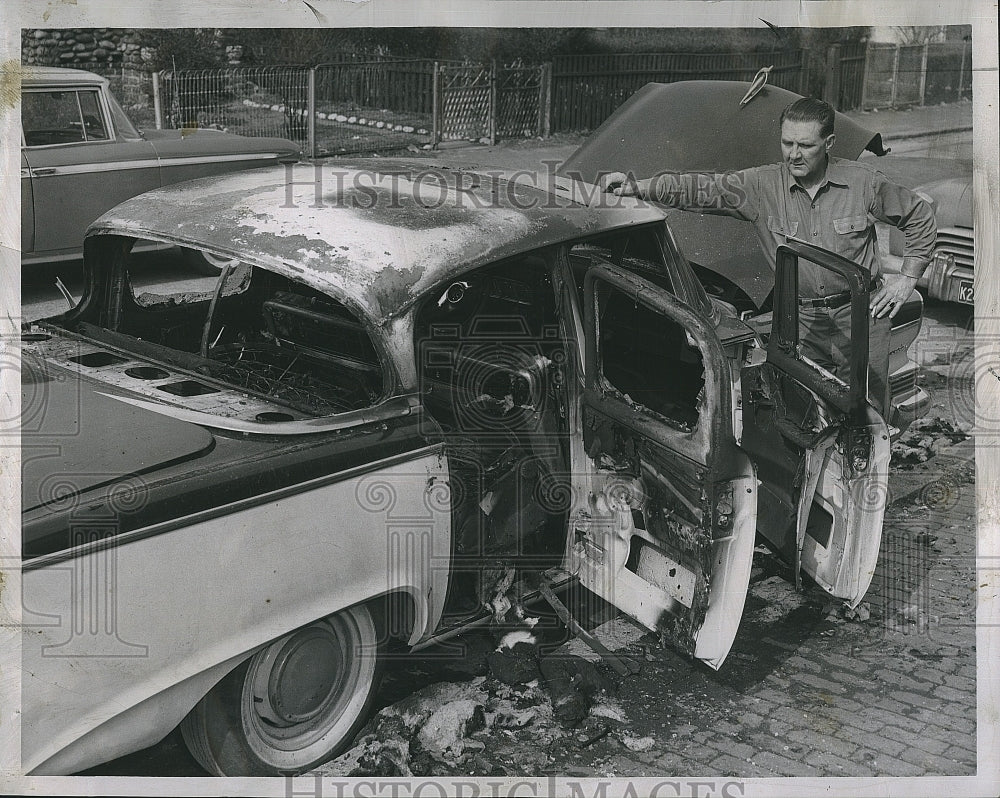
601;97;936;414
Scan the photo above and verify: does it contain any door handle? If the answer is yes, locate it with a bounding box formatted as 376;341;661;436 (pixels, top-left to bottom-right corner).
31;167;58;176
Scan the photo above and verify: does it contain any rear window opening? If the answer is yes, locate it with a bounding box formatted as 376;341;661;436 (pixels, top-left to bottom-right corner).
75;245;386;417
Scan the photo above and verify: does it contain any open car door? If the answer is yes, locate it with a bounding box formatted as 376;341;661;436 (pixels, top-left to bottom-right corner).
741;241;890;607
565;264;758;670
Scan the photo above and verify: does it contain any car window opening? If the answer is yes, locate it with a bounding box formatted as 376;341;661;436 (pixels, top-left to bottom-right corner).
600;286;705;432
22;89;109;146
415;253;571;615
104;249;386;416
568;230;675;297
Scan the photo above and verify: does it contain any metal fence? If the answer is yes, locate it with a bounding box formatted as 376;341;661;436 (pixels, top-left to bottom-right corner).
154;61;552;154
317;54;442;114
923;41;973;105
46;43;974;154
313;59;439;156
861;41;973;110
497;63;551;139
549;49;808;132
158;67;310;139
436;64;495;144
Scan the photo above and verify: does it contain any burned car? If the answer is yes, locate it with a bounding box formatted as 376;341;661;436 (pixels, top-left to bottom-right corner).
21;155;897;776
20;66;300;271
561;80;929;432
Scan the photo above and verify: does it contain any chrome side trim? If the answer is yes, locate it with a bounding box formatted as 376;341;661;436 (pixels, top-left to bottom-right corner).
26;152;282;177
155;153;283;167
97;391;419;435
23;442;445;571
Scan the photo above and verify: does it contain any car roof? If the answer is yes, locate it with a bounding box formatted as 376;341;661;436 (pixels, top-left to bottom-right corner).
88;160;666;324
21;65;108;86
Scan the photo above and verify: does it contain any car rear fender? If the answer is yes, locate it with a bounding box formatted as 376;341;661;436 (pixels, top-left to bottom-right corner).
21;451;449;774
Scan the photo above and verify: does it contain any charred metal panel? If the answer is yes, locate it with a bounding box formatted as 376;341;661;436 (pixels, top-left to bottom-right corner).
88;161;666;326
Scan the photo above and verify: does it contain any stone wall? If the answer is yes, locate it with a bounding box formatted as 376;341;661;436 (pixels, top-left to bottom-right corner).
21;29;156;70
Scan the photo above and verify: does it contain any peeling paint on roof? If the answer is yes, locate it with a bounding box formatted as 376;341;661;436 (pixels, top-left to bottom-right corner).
90;160;665;324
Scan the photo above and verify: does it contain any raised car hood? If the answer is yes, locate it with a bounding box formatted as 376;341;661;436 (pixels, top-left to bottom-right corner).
561;81;887;307
21;358;215;518
918;176;973;229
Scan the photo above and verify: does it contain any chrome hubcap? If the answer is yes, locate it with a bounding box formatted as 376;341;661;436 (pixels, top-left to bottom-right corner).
239;608;378;768
250;622;346;730
266;628;344;724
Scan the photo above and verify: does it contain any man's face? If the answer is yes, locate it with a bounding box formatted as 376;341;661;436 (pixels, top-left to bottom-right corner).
780;120;835;184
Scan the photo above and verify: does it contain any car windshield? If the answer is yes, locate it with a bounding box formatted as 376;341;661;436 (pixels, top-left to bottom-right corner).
104;87;141;138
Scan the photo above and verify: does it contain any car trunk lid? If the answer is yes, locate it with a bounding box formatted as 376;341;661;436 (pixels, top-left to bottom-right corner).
21;356;215;517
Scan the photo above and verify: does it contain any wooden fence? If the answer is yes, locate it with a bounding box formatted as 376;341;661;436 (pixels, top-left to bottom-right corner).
836;41;868;112
69;41;972;154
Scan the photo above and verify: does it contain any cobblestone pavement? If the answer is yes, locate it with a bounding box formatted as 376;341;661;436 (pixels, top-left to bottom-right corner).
557;446;979;779
298;442;978;783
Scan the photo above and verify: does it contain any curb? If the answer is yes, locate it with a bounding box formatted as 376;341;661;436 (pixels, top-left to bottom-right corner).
884;125;973;143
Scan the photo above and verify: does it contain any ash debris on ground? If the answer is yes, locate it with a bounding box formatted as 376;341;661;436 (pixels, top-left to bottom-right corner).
314;614;641;778
891;415;968;467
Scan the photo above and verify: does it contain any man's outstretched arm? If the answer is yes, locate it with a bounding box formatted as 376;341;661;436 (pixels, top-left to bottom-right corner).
599;170;758;222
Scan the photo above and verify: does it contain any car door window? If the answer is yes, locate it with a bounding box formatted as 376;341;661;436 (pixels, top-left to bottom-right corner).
741;241;890;606
598;285;704;432
23;89;109;146
571;264;757;670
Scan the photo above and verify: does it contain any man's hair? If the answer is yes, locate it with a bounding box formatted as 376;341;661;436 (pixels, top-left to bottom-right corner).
780;98;836;138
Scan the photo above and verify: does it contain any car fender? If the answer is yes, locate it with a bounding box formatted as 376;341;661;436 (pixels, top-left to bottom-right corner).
21;450;450;775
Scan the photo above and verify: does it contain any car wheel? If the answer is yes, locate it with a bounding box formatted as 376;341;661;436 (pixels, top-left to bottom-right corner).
181;247;239;276
180;604;382;776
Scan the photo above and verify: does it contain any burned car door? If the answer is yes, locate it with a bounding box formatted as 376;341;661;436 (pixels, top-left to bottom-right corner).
741;241;890;607
566;263;758;670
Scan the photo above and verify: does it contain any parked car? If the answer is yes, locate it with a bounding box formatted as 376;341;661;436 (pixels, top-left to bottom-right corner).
20;66;300;272
882;175;975;306
19;81;924;777
23;159;892;776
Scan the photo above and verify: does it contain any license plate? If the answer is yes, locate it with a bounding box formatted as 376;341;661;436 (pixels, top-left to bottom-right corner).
958;280;974;304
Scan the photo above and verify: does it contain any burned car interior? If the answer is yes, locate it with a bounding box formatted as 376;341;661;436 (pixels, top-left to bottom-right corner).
415;253;571;613
409;234;712;617
17;83;921;776
49;239;386;418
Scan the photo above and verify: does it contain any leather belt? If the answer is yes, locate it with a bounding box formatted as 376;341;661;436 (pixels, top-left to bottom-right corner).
799;277;883;309
799;291;851;309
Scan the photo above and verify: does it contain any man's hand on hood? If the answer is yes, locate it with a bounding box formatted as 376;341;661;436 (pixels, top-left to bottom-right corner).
600;171;644;197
